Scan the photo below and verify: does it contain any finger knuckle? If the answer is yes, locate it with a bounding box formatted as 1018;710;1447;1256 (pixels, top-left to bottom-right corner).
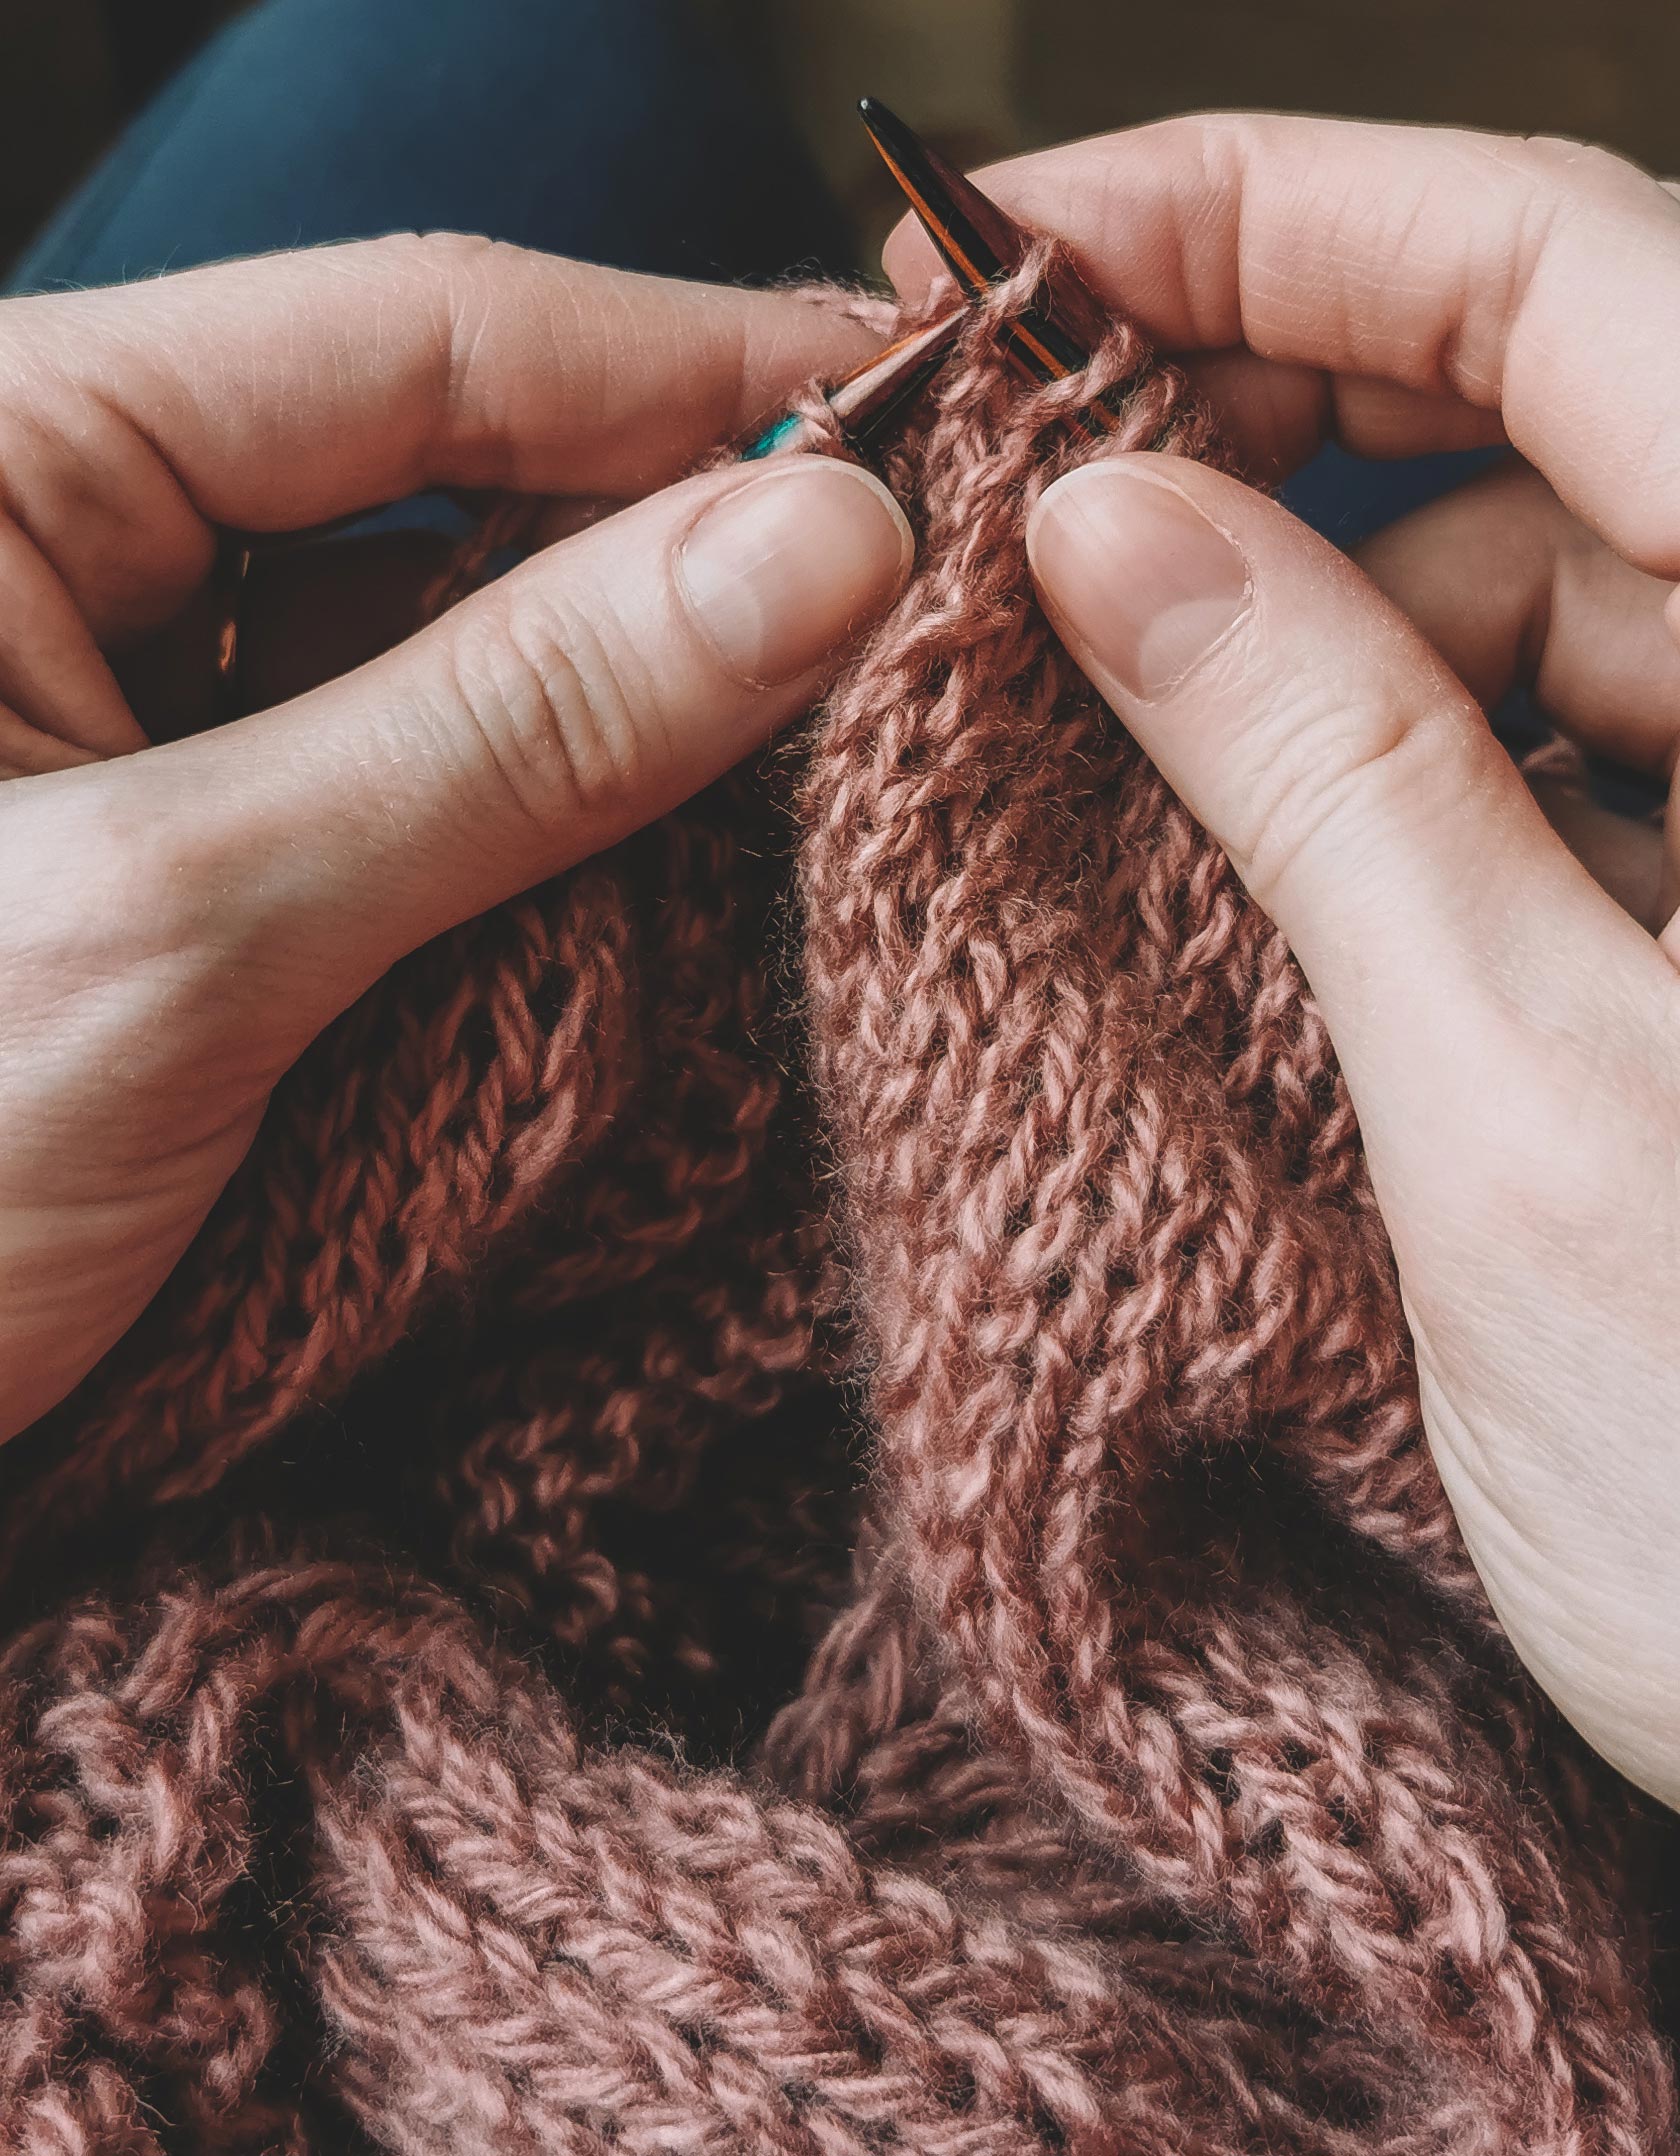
1235;691;1478;918
0;784;237;1015
356;229;507;290
351;229;531;358
446;582;656;841
1513;133;1653;205
1455;1029;1679;1274
368;232;551;487
82;797;243;966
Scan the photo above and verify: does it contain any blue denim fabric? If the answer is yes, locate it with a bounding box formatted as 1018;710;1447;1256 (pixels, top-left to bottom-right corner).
6;1;1512;570
8;0;851;292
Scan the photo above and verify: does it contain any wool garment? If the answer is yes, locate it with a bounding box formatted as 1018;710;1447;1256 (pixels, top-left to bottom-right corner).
0;255;1676;2155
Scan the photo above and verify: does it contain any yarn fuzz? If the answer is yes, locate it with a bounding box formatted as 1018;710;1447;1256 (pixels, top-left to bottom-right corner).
0;260;1676;2155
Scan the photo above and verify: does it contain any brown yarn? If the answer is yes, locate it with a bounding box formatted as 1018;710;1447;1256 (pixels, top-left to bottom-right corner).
1;255;1676;2153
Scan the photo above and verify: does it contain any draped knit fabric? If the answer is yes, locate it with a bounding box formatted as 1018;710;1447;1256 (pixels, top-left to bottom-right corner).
2;260;1678;2154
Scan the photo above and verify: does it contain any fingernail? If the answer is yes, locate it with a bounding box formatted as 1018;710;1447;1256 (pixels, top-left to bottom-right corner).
678;459;914;687
1027;461;1252;701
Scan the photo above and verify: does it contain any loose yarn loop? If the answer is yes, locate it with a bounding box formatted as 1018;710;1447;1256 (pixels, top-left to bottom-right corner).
1;259;1676;2152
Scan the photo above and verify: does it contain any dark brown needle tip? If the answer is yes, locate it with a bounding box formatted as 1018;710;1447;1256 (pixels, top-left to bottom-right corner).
857;96;1119;437
858;96;1020;297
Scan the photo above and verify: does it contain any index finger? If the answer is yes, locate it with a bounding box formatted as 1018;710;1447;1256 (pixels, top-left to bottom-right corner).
883;114;1680;573
4;235;875;531
0;235;876;641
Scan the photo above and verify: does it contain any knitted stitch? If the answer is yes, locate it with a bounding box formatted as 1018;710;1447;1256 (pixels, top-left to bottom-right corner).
0;257;1675;2153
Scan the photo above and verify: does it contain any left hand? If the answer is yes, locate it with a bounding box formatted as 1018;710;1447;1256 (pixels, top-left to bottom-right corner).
0;238;906;1441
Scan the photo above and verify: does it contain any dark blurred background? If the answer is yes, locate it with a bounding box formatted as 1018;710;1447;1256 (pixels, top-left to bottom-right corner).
5;0;1678;273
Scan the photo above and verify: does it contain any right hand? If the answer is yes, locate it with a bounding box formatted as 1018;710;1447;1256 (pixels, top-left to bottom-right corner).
885;117;1680;1805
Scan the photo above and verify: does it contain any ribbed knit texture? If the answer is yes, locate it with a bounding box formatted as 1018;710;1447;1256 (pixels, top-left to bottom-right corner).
1;260;1676;2153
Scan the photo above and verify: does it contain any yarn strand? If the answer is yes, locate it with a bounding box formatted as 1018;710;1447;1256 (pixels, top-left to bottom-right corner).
0;258;1672;2154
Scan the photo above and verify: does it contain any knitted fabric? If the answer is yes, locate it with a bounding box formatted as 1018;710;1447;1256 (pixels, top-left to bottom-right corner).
1;260;1676;2154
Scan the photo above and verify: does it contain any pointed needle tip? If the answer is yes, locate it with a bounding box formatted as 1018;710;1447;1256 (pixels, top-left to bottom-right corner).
856;95;909;155
854;94;1111;405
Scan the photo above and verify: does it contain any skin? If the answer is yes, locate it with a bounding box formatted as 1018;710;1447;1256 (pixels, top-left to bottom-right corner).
886;114;1680;1807
1;116;1676;1810
0;236;912;1441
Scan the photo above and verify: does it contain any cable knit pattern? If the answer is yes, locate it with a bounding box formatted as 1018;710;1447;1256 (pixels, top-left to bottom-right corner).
0;258;1675;2152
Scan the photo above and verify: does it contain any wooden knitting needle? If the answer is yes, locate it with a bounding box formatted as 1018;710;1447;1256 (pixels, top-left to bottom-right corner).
748;98;1136;468
858;95;1126;438
741;305;966;463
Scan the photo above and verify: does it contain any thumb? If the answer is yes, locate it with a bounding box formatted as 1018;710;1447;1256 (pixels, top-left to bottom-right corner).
1025;454;1680;1809
121;455;913;1035
1025;453;1676;1160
